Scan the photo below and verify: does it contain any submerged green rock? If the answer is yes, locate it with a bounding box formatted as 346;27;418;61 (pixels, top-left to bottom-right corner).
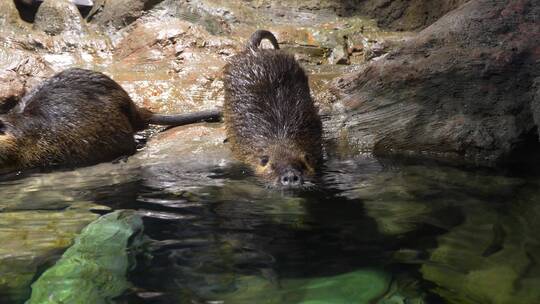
293;270;391;304
421;187;540;304
216;269;393;304
27;210;144;304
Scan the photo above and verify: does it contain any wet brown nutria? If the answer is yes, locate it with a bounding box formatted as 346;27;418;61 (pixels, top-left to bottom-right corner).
223;30;323;189
0;68;221;172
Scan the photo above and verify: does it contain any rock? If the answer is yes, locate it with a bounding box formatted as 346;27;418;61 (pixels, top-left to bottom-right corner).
238;0;467;31
327;0;540;166
15;56;54;92
33;0;85;36
329;45;350;65
132;123;232;192
109;18;231;113
0;47;54;105
88;0;165;29
363;42;386;61
138;123;229;164
357;0;470;31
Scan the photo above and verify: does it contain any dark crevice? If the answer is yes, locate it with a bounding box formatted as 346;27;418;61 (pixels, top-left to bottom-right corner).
0;96;20;114
78;5;93;18
14;0;41;23
13;0;93;22
503;126;540;176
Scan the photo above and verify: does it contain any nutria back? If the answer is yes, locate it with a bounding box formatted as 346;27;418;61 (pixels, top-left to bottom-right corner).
0;68;145;171
223;30;323;188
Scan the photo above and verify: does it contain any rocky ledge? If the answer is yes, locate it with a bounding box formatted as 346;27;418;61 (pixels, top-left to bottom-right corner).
327;0;540;166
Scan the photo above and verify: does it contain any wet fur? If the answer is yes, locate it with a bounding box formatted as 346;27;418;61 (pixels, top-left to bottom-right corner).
223;30;323;187
0;68;145;170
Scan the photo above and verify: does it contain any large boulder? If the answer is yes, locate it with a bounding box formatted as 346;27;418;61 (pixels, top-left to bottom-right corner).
327;0;540;166
357;0;470;31
238;0;469;31
87;0;165;29
34;0;85;36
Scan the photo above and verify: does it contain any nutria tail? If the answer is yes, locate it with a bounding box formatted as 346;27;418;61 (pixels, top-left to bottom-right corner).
247;30;280;51
140;108;222;126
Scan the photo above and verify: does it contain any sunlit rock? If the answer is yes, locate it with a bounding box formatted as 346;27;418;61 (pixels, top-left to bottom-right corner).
34;0;86;36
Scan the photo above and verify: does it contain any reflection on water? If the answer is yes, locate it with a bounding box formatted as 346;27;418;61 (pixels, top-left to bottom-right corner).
1;149;540;303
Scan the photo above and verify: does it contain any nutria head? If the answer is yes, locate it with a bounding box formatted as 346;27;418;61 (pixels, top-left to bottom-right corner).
250;141;320;189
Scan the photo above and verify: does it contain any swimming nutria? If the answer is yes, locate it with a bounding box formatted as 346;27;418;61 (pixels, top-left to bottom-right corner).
0;68;221;172
223;30;323;189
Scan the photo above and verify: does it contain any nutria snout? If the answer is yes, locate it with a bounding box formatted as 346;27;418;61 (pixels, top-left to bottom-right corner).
223;30;323;189
280;168;303;188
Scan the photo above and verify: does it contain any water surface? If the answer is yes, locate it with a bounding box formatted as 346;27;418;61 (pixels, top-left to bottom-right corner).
1;148;539;304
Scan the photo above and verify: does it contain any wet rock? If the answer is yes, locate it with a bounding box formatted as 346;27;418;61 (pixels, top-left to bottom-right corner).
131;123;231;192
34;0;85;36
327;0;540;166
139;123;229;164
88;0;165;29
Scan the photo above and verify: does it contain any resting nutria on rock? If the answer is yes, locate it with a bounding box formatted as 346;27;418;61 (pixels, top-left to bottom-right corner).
0;68;221;172
223;30;323;189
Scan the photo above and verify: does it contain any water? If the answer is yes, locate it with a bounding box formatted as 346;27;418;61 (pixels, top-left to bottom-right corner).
1;146;540;304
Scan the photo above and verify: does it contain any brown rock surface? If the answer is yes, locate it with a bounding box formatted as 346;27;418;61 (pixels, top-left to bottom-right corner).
357;0;471;31
87;0;165;29
327;0;540;166
34;0;85;36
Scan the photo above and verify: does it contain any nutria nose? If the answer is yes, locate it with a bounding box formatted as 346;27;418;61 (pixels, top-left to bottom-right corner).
280;169;303;187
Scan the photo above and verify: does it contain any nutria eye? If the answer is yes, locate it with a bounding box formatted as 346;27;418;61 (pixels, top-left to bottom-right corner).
260;155;269;166
0;121;5;135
